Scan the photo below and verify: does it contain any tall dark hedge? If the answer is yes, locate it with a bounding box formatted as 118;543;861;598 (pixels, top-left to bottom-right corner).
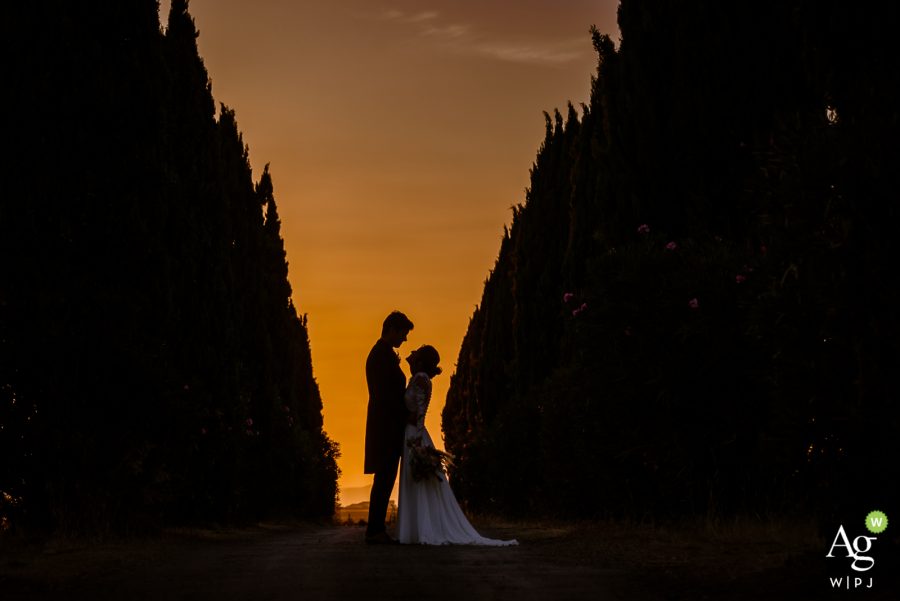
443;0;900;524
1;0;338;534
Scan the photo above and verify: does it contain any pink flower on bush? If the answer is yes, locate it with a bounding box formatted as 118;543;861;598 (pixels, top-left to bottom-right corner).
573;302;588;316
637;224;650;234
735;274;747;284
688;298;699;309
665;241;677;250
200;427;207;435
246;418;253;427
563;292;575;303
283;405;291;413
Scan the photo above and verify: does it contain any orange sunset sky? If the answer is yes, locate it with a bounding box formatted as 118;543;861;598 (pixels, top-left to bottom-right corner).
183;0;620;498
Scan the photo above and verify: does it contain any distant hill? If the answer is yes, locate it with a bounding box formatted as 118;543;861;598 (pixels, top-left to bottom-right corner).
335;500;397;525
338;485;372;506
338;482;401;507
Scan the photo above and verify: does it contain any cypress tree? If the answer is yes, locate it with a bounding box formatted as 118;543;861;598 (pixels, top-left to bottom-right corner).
1;0;338;533
443;0;900;522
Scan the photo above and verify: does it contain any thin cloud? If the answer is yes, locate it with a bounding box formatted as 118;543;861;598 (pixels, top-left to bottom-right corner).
475;40;586;65
421;24;470;39
380;9;439;23
368;7;586;66
408;11;439;23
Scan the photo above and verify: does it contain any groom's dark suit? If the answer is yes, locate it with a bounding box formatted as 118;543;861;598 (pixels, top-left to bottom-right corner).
364;337;407;536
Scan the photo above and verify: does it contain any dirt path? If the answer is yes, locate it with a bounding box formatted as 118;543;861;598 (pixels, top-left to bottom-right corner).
1;523;618;600
1;520;895;600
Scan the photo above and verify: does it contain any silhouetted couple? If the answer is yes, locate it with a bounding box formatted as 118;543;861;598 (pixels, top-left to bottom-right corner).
364;311;517;546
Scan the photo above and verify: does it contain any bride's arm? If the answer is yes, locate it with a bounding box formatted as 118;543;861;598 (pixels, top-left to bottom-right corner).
412;374;431;434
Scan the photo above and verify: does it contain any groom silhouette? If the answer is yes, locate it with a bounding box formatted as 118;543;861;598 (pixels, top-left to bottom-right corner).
364;310;414;544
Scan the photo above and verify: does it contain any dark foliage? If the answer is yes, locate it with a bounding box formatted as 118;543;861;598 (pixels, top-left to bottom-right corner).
443;0;900;524
1;0;338;534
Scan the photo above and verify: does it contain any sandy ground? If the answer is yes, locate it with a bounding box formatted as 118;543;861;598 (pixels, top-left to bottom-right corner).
1;519;896;600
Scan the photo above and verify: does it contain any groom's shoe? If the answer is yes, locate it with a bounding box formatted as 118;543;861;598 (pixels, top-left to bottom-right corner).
365;532;400;545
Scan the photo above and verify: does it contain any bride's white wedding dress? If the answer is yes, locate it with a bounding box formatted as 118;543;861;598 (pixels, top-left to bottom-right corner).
397;371;518;546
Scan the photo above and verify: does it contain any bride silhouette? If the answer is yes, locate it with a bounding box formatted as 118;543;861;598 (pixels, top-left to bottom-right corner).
397;345;518;546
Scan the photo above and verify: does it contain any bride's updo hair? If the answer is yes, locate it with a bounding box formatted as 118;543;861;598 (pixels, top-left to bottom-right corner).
414;345;442;378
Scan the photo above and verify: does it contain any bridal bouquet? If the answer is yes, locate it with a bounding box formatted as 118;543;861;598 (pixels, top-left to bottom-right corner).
406;436;455;482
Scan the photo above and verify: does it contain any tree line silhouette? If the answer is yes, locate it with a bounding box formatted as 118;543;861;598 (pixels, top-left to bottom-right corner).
443;0;899;524
1;0;338;534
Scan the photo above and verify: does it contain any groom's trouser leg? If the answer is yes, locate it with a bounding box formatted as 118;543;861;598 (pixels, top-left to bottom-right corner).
367;456;399;536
